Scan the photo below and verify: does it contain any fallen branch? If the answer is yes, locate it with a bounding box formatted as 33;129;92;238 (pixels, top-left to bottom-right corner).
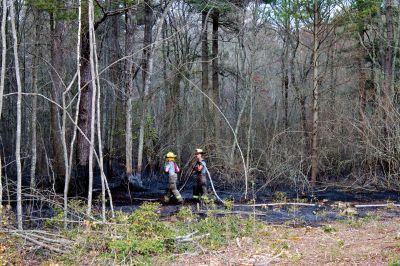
234;202;316;207
12;232;69;254
354;204;400;208
194;210;267;216
177;233;210;243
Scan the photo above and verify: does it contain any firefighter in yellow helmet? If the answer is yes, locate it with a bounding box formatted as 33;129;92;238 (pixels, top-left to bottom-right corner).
192;148;208;200
163;152;183;203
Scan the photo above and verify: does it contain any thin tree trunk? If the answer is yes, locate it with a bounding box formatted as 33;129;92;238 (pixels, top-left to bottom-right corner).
310;0;319;188
87;0;97;216
357;38;366;134
76;1;91;196
137;0;153;179
382;0;393;135
0;0;7;219
30;10;40;195
137;0;172;178
49;14;65;178
125;10;136;177
10;0;23;229
281;35;289;129
201;10;209;143
64;0;82;227
212;11;220;144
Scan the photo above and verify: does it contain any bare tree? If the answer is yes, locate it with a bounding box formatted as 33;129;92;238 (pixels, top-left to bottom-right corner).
125;9;136;179
137;1;172;179
201;10;210;143
87;0;98;216
310;0;319;187
9;0;23;229
0;0;7;216
30;9;41;196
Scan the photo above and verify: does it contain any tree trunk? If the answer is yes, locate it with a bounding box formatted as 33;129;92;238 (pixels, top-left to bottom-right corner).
0;0;7;215
382;0;393;133
125;10;136;177
357;36;366;134
86;0;98;216
49;14;65;179
212;11;220;144
64;0;82;227
10;0;23;229
281;36;289;129
201;10;209;143
137;0;153;179
30;10;40;193
76;1;91;196
310;0;319;188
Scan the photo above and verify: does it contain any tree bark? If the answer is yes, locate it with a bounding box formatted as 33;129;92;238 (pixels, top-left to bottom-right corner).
9;0;23;229
76;1;91;196
49;14;65;179
281;30;289;129
0;0;7;216
86;0;98;216
212;11;220;143
201;10;209;143
382;0;393;133
125;10;136;177
30;10;40;193
310;0;319;187
357;36;366;134
64;0;82;227
137;0;154;178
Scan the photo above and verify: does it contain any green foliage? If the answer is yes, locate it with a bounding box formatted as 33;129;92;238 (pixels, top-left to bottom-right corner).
27;0;76;20
322;224;336;233
352;0;380;31
274;191;287;202
271;239;289;254
336;238;345;248
108;202;174;258
388;258;400;266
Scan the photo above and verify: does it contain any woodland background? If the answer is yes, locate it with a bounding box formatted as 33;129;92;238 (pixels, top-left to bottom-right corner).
0;0;399;229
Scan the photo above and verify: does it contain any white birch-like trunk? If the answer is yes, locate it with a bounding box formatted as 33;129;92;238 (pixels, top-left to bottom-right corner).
0;0;8;214
137;1;172;178
86;0;97;216
10;0;23;229
91;3;112;221
64;0;82;226
311;0;319;187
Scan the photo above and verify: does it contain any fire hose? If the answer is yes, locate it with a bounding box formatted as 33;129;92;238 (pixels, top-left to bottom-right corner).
178;160;224;204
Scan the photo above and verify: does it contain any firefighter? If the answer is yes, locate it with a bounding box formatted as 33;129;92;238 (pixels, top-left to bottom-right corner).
163;152;183;203
192;148;208;200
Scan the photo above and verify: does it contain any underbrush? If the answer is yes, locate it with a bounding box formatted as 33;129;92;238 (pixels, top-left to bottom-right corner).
38;201;267;265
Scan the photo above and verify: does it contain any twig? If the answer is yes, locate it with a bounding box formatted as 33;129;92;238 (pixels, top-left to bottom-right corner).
264;251;283;264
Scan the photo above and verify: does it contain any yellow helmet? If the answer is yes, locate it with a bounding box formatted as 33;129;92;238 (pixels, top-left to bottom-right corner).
195;148;204;155
165;152;177;159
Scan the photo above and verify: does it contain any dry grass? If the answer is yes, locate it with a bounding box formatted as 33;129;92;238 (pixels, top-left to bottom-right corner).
174;217;400;266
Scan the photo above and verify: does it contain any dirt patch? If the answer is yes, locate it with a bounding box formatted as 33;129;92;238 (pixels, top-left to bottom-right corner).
173;217;400;265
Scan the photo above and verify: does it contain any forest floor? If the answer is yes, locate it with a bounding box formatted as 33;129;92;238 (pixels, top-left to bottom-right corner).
174;215;400;265
1;185;400;265
1;203;399;265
